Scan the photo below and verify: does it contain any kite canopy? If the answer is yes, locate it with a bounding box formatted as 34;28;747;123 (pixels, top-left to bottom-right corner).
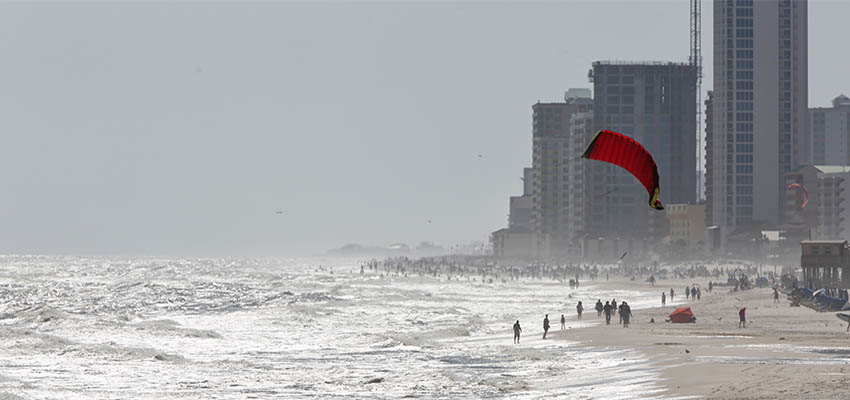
582;130;663;210
669;307;695;323
787;183;808;208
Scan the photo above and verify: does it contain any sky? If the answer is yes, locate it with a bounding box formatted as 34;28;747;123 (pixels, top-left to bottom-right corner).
0;1;848;257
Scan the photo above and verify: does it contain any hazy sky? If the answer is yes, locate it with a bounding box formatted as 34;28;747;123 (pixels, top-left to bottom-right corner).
1;1;847;256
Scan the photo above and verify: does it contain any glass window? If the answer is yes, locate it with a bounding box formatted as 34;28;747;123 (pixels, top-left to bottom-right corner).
736;123;753;132
736;39;753;48
737;8;753;17
736;81;753;90
736;29;753;38
736;60;753;69
736;49;753;58
736;133;753;142
736;112;753;121
737;91;753;100
736;143;753;152
736;70;753;79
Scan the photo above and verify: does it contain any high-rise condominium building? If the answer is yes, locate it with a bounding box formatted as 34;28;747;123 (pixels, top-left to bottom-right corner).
708;0;808;231
809;95;850;165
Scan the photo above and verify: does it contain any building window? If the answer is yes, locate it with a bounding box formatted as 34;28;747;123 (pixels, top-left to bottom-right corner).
736;154;753;163
736;29;753;38
736;102;753;111
736;112;753;121
736;81;753;90
736;133;753;142
736;123;753;132
736;143;753;153
736;49;753;58
736;39;753;48
736;70;753;79
736;19;753;27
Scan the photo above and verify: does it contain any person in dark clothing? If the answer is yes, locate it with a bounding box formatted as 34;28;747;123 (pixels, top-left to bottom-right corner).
611;299;618;316
603;301;613;325
773;288;780;303
595;300;604;317
708;281;713;293
576;301;584;320
513;320;522;343
670;288;675;301
738;307;746;328
662;292;666;306
560;314;566;330
686;286;691;300
542;315;550;339
621;302;633;328
618;302;625;324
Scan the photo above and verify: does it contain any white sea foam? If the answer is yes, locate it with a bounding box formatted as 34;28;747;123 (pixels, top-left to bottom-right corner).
0;256;670;399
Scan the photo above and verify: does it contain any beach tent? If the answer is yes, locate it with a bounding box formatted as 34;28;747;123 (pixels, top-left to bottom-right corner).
669;307;696;323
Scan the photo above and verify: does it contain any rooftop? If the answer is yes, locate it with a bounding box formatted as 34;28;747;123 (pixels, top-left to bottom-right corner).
814;165;850;174
592;60;694;67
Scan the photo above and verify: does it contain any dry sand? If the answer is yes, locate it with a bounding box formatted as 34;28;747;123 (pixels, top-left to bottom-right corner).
553;279;850;399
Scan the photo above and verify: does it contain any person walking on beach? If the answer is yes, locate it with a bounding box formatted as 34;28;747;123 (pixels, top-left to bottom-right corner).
560;314;566;330
662;292;666;306
738;307;747;328
670;288;675;301
603;301;613;325
708;281;713;293
576;301;584;320
685;286;691;300
773;288;780;303
611;299;618;316
696;287;701;300
595;300;604;317
618;302;625;325
621;302;633;328
542;315;550;339
513;320;522;343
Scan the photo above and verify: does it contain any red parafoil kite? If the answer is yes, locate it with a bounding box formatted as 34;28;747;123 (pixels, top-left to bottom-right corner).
787;183;808;208
582;130;663;210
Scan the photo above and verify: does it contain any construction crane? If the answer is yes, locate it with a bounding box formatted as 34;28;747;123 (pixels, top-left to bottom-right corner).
689;0;703;201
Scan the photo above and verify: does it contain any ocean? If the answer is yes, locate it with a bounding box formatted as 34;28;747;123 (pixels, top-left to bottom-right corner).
0;256;674;399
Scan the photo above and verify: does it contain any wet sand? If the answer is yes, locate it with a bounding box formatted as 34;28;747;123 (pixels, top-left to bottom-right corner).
553;279;850;399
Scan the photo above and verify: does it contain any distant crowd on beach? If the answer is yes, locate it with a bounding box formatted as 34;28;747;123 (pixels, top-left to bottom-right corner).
355;257;792;341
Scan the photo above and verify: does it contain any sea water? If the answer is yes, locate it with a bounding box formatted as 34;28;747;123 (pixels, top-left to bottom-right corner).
0;256;670;399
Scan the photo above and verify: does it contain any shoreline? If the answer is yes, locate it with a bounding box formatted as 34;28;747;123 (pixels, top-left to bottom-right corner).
553;278;850;399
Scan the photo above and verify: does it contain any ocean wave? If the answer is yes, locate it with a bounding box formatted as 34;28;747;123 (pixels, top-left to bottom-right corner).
132;319;222;339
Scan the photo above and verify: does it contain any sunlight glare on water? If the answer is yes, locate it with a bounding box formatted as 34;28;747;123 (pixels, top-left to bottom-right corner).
0;256;668;399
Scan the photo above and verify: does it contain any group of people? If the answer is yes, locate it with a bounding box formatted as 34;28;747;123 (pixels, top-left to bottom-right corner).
512;298;633;343
685;285;703;301
593;299;633;327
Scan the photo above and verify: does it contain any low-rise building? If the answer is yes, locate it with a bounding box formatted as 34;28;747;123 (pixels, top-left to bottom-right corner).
491;227;547;260
666;203;706;249
785;165;847;240
801;240;850;289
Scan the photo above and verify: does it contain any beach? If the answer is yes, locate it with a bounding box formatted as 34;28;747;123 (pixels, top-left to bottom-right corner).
555;278;850;399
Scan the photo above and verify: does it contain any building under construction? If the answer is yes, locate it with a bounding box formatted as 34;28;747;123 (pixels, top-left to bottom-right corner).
587;61;698;242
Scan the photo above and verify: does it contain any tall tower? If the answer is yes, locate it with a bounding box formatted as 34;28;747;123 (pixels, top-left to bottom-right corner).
707;0;808;231
690;0;703;201
530;95;592;258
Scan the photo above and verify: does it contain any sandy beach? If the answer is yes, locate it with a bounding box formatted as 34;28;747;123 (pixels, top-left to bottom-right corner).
554;278;850;399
